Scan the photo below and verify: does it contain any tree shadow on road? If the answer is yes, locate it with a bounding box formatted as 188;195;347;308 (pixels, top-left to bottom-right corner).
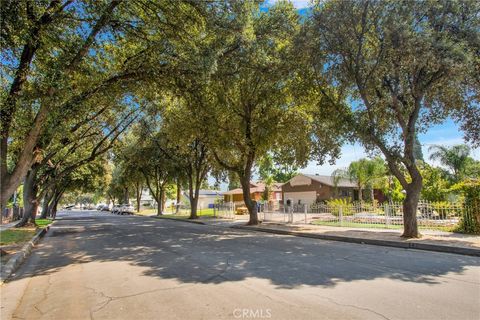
9;214;480;289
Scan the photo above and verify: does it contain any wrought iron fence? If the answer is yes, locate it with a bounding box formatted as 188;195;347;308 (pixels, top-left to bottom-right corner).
261;201;468;230
214;202;236;219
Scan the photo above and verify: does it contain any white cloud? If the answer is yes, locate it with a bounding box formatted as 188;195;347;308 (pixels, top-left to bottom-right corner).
300;143;368;176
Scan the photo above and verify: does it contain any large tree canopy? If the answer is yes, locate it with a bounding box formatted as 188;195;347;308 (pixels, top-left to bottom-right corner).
0;0;223;210
307;0;479;237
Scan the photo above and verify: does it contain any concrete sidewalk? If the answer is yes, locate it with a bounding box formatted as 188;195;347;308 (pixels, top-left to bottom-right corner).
140;214;480;256
232;222;480;256
0;220;19;232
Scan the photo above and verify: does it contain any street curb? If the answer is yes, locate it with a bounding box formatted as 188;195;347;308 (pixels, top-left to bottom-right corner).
232;225;480;257
0;224;53;284
151;216;206;225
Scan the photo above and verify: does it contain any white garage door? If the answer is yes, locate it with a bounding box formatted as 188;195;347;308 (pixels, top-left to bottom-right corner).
284;191;317;206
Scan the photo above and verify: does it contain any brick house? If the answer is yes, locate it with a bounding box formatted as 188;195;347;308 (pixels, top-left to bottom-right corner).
281;174;359;206
223;182;283;206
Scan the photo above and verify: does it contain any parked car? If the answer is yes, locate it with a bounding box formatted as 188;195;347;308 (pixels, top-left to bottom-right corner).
121;204;135;215
115;204;134;215
96;204;110;211
111;205;121;214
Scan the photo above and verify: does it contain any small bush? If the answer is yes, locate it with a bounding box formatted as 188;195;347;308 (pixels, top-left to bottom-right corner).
452;179;480;234
325;198;354;216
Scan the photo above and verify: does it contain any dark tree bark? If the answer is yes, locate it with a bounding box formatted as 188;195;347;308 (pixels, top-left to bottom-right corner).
123;186;129;204
40;189;53;219
239;174;258;225
188;175;202;219
162;190;167;212
156;188;164;216
183;140;210;220
135;181;142;212
47;187;64;219
17;167;40;227
176;179;181;214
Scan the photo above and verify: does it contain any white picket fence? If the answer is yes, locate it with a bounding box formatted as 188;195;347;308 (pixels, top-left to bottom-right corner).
260;201;466;230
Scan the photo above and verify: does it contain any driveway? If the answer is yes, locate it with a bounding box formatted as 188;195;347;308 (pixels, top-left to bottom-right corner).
1;210;479;320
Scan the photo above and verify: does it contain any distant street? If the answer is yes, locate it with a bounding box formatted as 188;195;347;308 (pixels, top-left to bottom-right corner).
1;210;479;320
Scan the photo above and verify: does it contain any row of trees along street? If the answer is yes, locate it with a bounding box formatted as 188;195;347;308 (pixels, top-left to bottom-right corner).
1;0;479;238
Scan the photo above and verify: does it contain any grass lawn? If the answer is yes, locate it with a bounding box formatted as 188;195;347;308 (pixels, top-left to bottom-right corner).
35;218;53;227
0;219;53;246
172;208;216;217
137;208;157;216
154;215;189;220
311;220;403;229
311;220;457;232
0;228;37;246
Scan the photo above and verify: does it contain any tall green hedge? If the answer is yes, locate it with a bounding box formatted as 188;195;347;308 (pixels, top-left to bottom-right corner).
454;179;480;234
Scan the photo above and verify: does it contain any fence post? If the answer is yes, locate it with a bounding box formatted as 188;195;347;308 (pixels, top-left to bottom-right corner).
385;204;389;228
339;206;343;227
304;204;307;224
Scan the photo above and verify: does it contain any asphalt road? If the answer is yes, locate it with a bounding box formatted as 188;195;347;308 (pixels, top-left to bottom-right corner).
1;210;479;320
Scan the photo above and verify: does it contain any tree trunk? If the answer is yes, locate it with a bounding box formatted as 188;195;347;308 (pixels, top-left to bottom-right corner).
123;187;129;204
1;105;49;211
189;183;201;220
17;168;39;227
190;197;199;219
239;174;258;225
402;178;422;238
40;190;52;219
370;187;375;203
176;179;181;214
156;189;164;216
135;182;142;212
48;189;63;219
50;193;61;219
358;187;363;203
162;190;166;212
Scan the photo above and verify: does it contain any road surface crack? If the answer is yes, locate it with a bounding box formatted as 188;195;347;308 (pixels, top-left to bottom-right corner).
31;274;54;316
86;283;196;318
312;294;391;320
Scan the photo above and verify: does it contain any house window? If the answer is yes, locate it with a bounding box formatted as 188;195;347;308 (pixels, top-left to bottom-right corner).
339;189;350;197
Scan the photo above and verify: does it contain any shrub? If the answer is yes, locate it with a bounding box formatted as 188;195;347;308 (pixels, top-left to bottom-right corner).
430;201;453;219
325;198;354;216
451;179;480;234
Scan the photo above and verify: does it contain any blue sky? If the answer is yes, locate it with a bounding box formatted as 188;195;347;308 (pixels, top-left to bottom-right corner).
264;0;311;8
302;120;480;176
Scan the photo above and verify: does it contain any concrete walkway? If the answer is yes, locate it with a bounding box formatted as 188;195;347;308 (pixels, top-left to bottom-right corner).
141;213;480;255
0;220;19;232
233;222;480;256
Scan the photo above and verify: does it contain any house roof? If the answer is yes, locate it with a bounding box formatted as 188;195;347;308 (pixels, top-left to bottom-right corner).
198;189;223;196
296;174;358;188
223;181;283;195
